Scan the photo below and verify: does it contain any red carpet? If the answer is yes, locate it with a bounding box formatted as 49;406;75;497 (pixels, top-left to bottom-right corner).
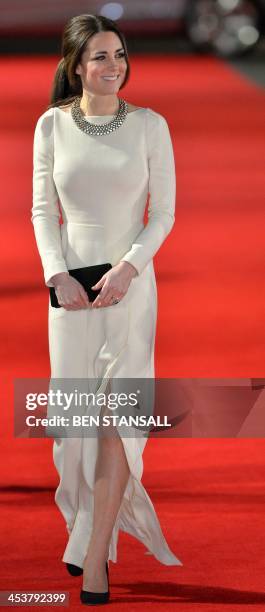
0;54;264;610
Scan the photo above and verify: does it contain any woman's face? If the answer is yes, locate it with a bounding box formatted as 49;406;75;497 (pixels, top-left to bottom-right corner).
75;31;127;95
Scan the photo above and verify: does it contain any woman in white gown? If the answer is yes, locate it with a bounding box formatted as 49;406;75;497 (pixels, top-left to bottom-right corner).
31;13;182;604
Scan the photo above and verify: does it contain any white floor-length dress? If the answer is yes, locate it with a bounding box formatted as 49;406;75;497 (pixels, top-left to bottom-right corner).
31;103;183;568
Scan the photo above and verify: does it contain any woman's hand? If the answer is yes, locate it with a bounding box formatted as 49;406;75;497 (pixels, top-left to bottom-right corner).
91;261;137;308
50;272;91;310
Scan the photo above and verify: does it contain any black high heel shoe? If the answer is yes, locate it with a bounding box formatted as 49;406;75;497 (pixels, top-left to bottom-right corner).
66;562;83;576
80;561;109;605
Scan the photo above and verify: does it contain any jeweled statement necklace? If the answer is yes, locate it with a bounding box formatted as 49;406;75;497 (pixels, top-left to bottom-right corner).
71;95;129;136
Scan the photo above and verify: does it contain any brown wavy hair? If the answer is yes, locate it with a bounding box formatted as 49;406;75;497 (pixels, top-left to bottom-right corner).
47;14;130;110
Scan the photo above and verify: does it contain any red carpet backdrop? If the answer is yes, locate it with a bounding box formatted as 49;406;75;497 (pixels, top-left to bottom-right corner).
0;54;265;610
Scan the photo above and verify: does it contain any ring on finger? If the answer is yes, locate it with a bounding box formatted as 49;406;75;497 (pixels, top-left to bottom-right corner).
111;295;120;305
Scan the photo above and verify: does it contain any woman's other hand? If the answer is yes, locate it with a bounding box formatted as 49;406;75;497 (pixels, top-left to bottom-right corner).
50;272;91;310
91;261;137;308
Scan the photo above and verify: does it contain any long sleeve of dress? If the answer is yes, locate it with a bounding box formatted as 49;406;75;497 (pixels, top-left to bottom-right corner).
120;111;176;275
31;108;68;287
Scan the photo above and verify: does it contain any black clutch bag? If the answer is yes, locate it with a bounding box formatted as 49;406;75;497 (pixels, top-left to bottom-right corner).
49;263;112;308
